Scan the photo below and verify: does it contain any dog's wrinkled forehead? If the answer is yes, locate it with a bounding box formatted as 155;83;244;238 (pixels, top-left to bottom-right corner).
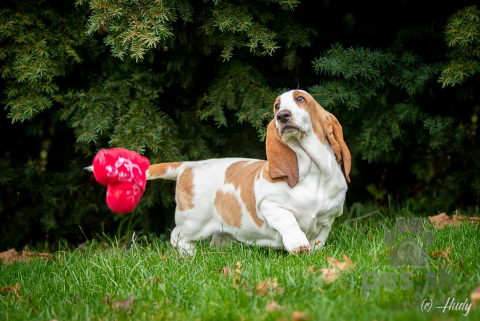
274;89;312;113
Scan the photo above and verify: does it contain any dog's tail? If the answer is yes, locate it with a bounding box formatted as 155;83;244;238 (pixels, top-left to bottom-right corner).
146;162;186;181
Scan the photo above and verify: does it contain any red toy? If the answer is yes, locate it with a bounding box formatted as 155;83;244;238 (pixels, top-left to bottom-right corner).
92;148;150;214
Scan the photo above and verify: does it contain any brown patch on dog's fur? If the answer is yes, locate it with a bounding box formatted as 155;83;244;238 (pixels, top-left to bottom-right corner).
176;166;195;211
214;191;243;228
148;162;183;178
225;161;265;227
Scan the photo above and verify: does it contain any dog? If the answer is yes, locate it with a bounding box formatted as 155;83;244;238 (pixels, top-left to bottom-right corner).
147;89;351;254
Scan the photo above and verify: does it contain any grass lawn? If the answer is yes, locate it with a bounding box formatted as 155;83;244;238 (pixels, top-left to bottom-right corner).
1;209;479;320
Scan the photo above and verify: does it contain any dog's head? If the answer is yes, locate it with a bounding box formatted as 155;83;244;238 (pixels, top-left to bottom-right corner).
266;89;351;187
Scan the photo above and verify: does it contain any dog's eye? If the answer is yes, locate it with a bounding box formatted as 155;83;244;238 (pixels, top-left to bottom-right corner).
275;103;280;111
296;96;305;102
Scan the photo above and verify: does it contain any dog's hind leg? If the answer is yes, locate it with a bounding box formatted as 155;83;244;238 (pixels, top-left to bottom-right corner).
210;232;235;249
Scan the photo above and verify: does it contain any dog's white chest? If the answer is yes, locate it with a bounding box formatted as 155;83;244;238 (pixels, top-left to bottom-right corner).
290;166;347;238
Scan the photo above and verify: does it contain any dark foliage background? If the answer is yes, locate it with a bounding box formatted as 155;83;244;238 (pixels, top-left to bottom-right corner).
1;0;479;250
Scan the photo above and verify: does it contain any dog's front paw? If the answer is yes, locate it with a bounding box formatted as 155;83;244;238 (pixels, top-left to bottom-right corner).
291;244;312;254
283;234;311;254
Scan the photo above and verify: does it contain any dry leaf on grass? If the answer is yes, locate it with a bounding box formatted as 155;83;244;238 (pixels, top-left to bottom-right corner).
428;213;480;229
28;294;38;311
1;283;22;301
255;278;285;296
320;254;354;284
111;295;135;312
308;265;318;272
471;285;480;308
459;256;470;276
220;265;231;276
265;300;286;312
0;249;53;265
292;311;310;321
276;311;310;321
431;247;452;264
0;249;17;262
217;264;245;286
138;276;162;286
217;265;241;276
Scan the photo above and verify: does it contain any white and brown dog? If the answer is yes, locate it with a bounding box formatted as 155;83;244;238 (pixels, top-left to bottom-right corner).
147;89;351;254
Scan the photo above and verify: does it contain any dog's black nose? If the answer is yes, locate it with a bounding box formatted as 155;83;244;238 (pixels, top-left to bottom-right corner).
276;110;291;124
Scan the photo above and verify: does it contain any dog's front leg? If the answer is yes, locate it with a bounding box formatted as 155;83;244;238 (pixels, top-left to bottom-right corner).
260;201;311;254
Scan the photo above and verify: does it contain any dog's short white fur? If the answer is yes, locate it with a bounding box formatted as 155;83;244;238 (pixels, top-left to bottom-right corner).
147;89;351;254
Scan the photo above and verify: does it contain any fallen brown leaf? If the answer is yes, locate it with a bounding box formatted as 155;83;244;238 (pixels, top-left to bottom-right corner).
138;276;162;286
265;300;286;312
103;293;117;304
0;249;17;263
218;264;244;286
255;278;285;296
320;269;337;284
317;287;323;293
1;283;22;301
292;311;310;321
308;265;318;272
320;254;354;284
28;294;37;311
431;247;452;264
0;249;53;265
327;254;354;271
223;266;230;276
458;256;470;276
111;295;135;312
234;278;248;287
428;213;480;229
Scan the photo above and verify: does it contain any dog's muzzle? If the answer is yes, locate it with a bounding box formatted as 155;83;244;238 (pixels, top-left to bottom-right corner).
277;110;302;136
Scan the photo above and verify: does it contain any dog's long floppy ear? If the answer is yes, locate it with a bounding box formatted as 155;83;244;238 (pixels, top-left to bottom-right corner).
322;112;351;183
266;119;299;187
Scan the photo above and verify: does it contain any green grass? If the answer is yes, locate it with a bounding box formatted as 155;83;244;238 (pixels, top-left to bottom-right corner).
1;211;480;321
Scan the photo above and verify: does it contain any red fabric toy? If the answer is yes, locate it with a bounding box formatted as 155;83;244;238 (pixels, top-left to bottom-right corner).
92;148;150;214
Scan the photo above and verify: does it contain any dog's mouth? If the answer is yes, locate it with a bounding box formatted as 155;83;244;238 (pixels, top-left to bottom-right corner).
280;123;302;135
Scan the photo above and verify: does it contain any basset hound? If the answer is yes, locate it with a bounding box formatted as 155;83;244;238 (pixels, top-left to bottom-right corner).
147;89;351;254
